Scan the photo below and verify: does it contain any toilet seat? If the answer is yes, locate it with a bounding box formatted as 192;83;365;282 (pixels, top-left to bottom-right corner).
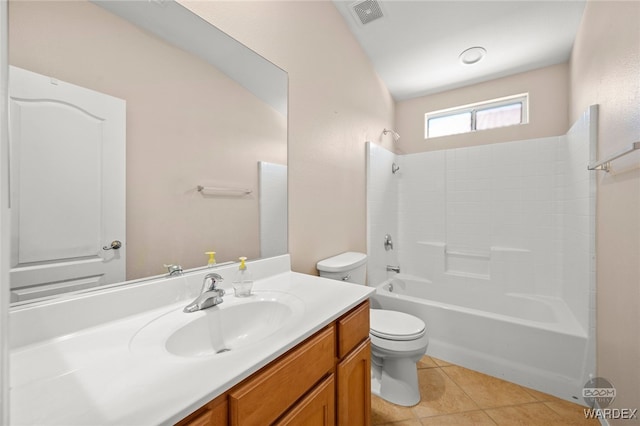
369;309;426;341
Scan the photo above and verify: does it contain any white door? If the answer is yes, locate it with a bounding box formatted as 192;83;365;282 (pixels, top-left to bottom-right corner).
9;66;126;302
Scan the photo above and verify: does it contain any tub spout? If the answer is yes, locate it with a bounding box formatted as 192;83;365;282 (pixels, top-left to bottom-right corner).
386;265;401;273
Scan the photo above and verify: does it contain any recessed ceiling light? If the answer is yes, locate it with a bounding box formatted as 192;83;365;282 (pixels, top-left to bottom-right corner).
459;46;487;65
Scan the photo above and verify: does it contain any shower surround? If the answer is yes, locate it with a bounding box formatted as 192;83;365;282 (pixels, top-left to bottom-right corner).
366;106;596;402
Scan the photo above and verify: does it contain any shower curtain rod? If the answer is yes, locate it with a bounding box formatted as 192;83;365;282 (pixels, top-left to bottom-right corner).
588;141;640;172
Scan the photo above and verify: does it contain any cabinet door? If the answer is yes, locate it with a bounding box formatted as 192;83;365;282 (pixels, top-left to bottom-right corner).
336;339;371;426
274;375;335;426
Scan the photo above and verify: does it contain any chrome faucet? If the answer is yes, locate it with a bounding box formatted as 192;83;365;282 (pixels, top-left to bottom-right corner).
386;265;401;273
184;273;225;313
384;234;394;251
165;264;184;277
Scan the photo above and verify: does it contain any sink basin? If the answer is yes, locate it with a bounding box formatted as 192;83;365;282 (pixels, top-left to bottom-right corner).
130;291;305;358
166;299;296;357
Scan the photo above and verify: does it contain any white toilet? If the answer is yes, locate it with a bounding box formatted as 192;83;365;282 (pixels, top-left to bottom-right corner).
316;252;428;406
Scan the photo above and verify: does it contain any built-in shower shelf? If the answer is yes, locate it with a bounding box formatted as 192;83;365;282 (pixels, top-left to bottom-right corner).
415;242;534;281
445;270;490;280
491;246;531;253
417;241;445;247
445;247;491;278
445;248;491;259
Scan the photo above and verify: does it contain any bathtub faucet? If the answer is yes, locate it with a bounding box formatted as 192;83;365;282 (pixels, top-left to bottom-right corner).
384;234;394;251
386;265;401;273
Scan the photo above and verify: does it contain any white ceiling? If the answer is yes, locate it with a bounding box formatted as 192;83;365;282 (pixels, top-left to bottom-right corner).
333;0;586;101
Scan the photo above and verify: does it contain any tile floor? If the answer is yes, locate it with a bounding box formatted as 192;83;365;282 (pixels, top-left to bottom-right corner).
371;356;600;426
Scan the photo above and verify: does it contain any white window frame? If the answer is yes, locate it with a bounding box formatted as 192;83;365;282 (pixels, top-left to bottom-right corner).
424;93;529;139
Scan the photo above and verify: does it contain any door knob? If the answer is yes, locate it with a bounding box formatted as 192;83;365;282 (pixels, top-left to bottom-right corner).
103;240;122;250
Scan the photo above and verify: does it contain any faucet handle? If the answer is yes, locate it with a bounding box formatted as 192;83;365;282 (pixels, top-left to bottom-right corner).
203;273;224;291
384;234;394;251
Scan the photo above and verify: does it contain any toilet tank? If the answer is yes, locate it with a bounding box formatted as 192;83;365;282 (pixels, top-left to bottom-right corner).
316;252;367;285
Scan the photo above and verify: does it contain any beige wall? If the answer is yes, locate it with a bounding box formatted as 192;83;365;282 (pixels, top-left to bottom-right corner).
395;63;569;153
182;1;395;275
189;5;640;415
4;0;639;416
570;0;640;420
9;0;286;279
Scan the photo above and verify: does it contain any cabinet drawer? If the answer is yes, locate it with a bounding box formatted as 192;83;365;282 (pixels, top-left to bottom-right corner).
274;374;335;426
229;325;336;425
337;300;369;359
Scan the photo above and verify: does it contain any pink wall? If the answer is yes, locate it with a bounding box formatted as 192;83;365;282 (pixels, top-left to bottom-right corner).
570;1;640;420
395;63;570;154
182;1;396;275
9;0;286;279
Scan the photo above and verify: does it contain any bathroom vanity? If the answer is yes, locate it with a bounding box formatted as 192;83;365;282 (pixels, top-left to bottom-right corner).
9;255;374;425
179;300;371;425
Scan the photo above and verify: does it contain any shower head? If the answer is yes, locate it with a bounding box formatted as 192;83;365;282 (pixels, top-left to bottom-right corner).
383;128;400;142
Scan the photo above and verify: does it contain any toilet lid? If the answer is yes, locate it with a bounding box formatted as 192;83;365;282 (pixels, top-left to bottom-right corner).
369;309;426;341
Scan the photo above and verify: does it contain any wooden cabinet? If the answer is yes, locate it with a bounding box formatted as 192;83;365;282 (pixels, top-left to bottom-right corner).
336;300;369;359
274;375;335;426
337;339;371;426
229;326;335;425
178;393;227;426
178;300;370;426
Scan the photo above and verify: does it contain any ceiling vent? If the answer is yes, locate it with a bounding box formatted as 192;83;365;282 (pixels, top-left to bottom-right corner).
351;0;384;25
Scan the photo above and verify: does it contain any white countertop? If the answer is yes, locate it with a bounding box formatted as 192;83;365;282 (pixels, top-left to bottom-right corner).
9;256;374;425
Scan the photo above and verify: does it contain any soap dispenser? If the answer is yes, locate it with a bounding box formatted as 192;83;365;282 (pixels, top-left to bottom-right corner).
205;251;216;268
233;256;253;297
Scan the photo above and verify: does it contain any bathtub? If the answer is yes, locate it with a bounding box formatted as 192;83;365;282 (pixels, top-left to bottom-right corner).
371;275;591;402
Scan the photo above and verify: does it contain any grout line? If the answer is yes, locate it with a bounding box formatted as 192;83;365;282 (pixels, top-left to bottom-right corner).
414;409;500;425
437;364;486;411
519;386;556;403
437;365;561;411
482;401;570;425
374;360;592;425
482;408;502;425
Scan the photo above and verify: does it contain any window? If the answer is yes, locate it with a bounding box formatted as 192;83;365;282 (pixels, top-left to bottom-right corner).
425;94;528;139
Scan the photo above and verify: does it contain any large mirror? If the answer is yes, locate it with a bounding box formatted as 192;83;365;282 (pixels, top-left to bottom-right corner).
7;0;288;304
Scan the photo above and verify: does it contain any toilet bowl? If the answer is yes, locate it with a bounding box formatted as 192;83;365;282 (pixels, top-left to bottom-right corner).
316;252;428;407
369;309;428;406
